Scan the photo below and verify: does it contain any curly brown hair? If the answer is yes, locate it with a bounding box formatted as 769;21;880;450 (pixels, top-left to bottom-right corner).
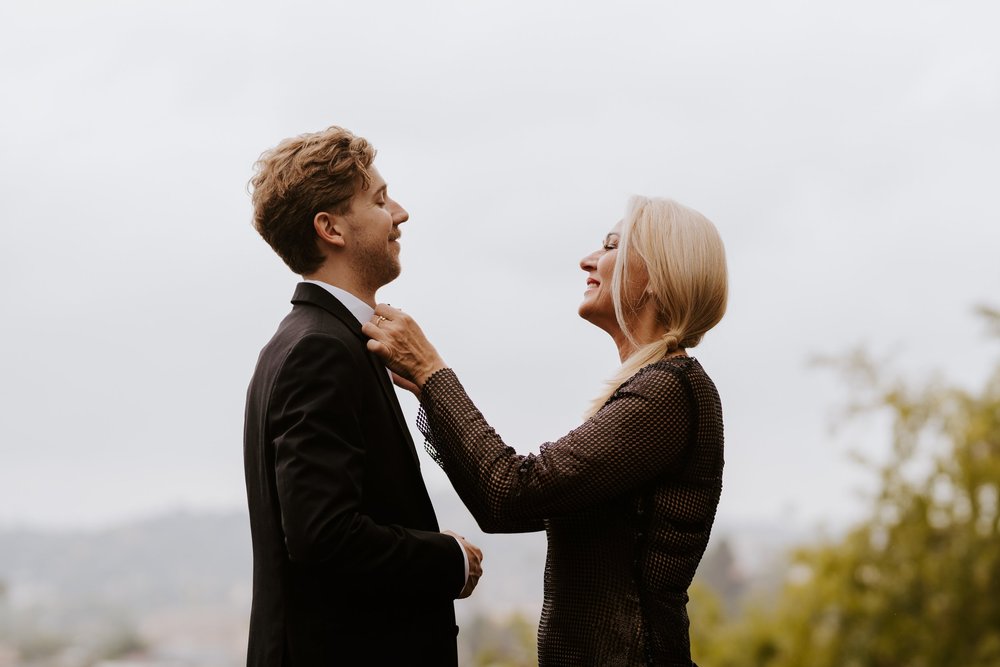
250;126;376;274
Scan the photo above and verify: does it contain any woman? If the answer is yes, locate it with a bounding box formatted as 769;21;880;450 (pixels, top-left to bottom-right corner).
363;195;728;666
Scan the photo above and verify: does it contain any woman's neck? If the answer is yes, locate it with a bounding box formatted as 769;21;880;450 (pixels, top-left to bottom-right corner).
611;300;696;363
611;313;668;362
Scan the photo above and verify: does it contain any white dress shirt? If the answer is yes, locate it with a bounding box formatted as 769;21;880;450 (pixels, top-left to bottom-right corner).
302;280;470;587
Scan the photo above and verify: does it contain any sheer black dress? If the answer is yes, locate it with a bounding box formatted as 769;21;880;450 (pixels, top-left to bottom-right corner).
417;356;724;666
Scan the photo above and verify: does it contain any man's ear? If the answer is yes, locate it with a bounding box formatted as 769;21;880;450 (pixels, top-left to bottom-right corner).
314;211;347;249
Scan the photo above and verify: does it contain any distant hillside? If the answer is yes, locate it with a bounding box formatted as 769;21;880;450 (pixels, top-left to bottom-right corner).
0;511;252;614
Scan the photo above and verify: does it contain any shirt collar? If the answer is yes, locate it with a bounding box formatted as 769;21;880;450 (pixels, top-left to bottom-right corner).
303;280;374;325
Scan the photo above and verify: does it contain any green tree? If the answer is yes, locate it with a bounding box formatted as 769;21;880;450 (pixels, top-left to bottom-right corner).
693;308;1000;667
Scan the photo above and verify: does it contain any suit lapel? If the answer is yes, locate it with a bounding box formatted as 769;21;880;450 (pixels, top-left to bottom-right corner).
291;282;421;467
365;351;422;467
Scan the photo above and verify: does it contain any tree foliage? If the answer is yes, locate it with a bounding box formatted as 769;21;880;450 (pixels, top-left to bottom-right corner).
461;612;538;666
693;309;1000;667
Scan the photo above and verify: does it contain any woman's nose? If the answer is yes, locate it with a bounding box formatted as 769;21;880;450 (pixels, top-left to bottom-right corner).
580;250;598;272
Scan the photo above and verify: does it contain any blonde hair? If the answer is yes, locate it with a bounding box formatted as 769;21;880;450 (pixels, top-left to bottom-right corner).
585;196;728;418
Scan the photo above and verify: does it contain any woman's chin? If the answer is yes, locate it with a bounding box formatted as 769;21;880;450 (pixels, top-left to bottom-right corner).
578;303;602;327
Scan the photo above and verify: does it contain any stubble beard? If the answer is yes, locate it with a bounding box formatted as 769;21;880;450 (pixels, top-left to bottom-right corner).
355;242;402;294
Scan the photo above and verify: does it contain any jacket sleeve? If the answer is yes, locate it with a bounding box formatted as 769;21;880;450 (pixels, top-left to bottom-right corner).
270;333;465;599
417;365;694;533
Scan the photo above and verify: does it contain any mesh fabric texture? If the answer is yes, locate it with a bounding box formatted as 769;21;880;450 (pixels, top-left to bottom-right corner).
417;356;724;666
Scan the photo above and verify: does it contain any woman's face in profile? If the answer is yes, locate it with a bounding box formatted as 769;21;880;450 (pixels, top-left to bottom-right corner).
578;220;624;332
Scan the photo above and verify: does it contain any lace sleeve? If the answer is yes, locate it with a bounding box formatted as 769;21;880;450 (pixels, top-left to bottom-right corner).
417;363;695;533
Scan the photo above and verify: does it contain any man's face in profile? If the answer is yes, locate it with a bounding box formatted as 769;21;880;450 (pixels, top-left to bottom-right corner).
339;165;409;289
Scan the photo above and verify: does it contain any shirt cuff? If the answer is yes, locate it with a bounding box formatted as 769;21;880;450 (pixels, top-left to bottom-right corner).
450;535;470;587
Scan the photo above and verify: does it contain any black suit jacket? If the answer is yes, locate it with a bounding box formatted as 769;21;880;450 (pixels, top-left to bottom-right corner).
243;282;464;666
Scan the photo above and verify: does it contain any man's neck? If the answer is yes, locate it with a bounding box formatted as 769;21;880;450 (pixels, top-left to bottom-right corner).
303;268;376;308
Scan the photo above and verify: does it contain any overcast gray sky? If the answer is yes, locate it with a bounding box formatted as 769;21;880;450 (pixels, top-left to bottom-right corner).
2;0;998;533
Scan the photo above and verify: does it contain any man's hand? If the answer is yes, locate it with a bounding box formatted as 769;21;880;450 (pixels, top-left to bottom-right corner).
443;530;484;599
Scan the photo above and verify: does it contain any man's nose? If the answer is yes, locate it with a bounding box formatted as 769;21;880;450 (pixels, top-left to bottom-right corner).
389;198;409;224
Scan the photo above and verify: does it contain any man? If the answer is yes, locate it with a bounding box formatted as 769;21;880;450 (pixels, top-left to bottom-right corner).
243;126;482;666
